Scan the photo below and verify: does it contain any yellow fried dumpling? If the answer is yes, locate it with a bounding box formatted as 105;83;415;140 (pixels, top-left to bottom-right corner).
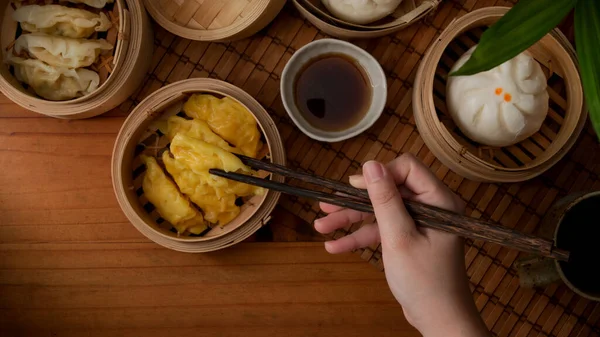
166;116;241;155
169;134;265;197
140;155;207;235
188;225;209;235
170;133;249;173
183;94;262;158
162;151;240;226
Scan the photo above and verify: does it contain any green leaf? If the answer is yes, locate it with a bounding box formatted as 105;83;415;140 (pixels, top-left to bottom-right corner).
575;0;600;140
451;0;577;76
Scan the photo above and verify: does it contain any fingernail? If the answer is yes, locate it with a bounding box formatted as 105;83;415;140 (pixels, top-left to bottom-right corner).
348;175;361;184
324;241;333;252
363;161;384;183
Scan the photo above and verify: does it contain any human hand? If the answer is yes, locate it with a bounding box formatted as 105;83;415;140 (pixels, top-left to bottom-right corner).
314;154;489;337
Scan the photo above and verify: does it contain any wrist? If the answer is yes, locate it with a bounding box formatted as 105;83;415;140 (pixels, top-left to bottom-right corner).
405;298;489;337
416;316;489;337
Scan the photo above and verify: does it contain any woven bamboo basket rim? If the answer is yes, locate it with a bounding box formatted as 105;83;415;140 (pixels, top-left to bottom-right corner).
131;89;270;243
293;0;439;39
0;0;153;119
143;0;286;42
301;0;441;30
434;22;581;174
413;7;586;183
112;78;285;253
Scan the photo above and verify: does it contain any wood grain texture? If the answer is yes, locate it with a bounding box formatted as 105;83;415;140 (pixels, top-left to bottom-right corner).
0;243;417;336
1;1;600;336
0;97;415;336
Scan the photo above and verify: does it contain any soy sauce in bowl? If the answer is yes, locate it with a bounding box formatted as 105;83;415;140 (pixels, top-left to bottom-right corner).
280;38;387;143
294;53;372;132
557;194;600;298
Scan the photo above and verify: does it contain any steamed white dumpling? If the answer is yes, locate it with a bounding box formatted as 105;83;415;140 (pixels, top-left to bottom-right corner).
446;46;549;147
12;5;112;38
64;0;115;8
14;33;113;68
8;56;100;101
321;0;404;24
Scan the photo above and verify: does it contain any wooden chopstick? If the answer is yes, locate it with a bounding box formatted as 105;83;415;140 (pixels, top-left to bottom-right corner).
210;168;374;212
234;154;369;200
210;164;570;262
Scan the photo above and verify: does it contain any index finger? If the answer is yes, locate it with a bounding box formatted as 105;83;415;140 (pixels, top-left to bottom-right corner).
349;153;444;194
362;161;418;248
350;153;462;212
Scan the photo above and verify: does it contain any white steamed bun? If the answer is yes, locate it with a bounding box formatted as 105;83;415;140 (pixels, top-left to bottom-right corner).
321;0;404;24
446;45;549;147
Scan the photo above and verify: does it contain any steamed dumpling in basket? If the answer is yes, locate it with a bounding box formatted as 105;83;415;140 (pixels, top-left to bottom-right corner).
162;151;241;226
446;46;549;147
14;33;113;69
321;0;404;24
165;116;241;155
140;155;207;235
168;133;265;197
12;4;112;38
183;94;262;158
7;56;99;101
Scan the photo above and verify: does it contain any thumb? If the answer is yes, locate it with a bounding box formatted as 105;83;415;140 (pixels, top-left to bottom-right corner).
363;161;417;249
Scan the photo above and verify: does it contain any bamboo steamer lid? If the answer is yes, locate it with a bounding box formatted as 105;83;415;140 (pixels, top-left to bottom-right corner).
112;78;285;253
0;0;153;119
292;0;440;39
143;0;286;41
413;7;586;183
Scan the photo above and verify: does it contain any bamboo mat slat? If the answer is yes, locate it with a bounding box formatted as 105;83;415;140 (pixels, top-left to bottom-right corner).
112;1;600;336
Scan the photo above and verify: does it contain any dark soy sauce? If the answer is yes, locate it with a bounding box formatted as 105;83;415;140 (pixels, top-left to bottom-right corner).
557;195;600;297
294;54;372;132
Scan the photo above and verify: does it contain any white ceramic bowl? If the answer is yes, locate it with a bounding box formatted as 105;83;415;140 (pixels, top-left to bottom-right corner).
281;39;387;142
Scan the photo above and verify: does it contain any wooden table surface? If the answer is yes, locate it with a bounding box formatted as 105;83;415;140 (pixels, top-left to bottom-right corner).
3;2;599;336
0;93;418;336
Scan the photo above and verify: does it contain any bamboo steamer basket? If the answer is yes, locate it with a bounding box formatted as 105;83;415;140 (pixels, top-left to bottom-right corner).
0;0;153;119
293;0;440;39
301;0;439;30
112;78;285;253
143;0;286;42
413;7;586;183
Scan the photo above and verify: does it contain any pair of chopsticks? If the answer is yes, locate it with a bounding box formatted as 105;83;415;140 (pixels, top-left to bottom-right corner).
209;155;570;262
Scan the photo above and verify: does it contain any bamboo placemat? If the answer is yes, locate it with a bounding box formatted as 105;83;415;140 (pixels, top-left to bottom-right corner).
120;1;600;336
